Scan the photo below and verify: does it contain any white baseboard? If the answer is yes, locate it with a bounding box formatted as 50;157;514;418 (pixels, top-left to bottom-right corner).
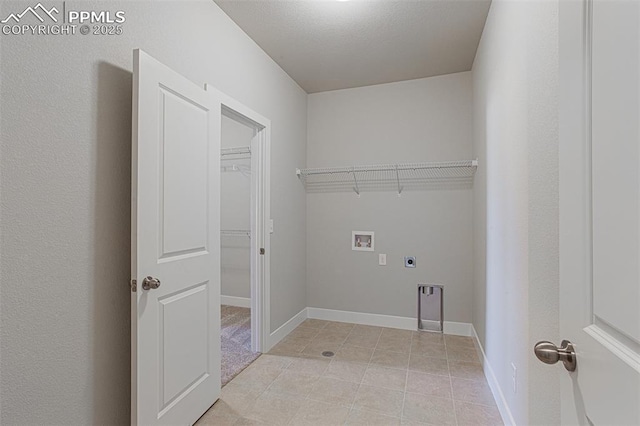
221;295;251;308
471;325;516;426
268;307;308;350
307;307;473;337
264;306;474;355
307;307;415;330
443;321;473;336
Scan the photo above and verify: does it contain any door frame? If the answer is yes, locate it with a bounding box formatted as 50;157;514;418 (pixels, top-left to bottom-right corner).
559;1;595;423
559;0;592;329
206;84;271;353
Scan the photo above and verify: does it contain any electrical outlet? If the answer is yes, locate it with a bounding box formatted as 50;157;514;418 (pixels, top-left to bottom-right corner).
379;253;387;266
511;363;517;393
404;256;416;268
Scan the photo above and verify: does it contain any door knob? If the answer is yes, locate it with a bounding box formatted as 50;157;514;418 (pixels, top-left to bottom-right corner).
534;340;576;372
142;276;161;291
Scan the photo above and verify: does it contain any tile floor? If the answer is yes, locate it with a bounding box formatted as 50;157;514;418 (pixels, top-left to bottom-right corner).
196;319;503;426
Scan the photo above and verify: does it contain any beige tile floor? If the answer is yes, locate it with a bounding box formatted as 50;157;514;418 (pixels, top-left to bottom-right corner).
196;319;504;426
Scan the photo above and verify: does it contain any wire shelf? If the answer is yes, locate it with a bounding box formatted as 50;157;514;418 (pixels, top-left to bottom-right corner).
296;160;478;194
221;229;251;238
221;164;251;177
221;146;251;160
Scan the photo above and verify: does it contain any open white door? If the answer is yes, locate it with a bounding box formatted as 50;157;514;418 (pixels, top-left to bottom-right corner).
559;1;640;424
131;49;221;425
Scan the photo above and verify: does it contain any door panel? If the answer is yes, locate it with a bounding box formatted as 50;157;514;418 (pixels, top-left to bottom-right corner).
132;49;221;426
559;1;640;424
160;283;209;408
159;88;210;259
591;0;640;343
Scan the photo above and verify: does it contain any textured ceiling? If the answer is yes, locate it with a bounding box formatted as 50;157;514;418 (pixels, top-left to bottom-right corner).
214;0;491;93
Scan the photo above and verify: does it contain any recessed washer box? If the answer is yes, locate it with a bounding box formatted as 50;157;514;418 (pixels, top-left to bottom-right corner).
404;256;416;268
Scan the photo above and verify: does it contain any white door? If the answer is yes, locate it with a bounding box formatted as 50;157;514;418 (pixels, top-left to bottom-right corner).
131;49;221;425
559;1;640;424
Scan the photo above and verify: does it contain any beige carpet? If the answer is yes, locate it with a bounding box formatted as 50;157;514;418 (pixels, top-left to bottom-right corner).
221;305;260;386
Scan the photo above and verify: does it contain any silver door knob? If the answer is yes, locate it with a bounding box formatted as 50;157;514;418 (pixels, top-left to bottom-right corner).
534;340;576;372
142;276;161;291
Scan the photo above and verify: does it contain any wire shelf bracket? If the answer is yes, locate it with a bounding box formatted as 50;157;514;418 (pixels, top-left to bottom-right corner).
395;165;403;196
296;159;478;195
351;167;360;196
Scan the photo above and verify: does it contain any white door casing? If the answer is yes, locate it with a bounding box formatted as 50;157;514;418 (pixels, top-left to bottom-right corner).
559;1;640;424
206;87;272;353
131;49;221;425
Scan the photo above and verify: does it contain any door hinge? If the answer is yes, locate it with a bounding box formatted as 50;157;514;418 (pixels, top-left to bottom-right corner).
130;279;137;292
260;248;265;255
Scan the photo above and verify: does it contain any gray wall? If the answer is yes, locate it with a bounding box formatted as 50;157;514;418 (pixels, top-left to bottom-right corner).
221;115;253;299
472;0;559;424
306;73;474;322
0;1;307;424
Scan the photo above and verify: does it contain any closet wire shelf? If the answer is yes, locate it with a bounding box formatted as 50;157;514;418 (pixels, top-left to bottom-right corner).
296;160;478;194
221;230;251;238
221;146;251;176
221;146;251;160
